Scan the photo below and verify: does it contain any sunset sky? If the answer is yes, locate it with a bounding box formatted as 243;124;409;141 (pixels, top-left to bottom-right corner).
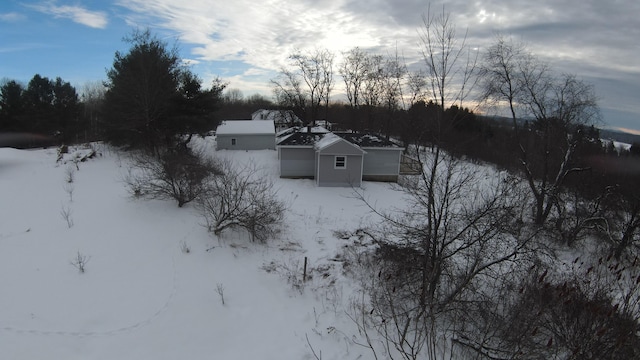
1;0;638;133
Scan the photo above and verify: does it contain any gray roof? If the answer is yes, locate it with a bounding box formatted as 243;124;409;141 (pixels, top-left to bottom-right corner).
335;133;400;148
277;131;401;148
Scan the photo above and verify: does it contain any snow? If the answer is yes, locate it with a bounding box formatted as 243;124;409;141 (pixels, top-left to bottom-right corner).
0;140;406;359
216;120;275;135
313;133;343;151
304;125;331;133
613;140;632;152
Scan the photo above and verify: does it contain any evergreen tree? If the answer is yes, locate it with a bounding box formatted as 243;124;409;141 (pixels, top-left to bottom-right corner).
104;29;224;150
0;80;25;131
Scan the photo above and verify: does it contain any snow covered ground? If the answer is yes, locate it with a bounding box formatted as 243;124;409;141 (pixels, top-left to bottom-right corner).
0;139;406;359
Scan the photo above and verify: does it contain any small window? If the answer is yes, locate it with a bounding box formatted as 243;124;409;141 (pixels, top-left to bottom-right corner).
335;156;346;169
231;138;237;146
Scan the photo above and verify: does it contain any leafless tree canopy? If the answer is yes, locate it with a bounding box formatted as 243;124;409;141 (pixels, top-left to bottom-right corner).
339;47;369;108
351;148;535;359
199;159;286;243
482;35;601;225
419;4;479;111
272;48;334;125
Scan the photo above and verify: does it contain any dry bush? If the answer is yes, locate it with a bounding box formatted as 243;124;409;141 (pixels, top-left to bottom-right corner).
70;251;90;273
199;159;286;243
350;148;537;359
124;146;221;207
60;205;74;228
497;265;640;360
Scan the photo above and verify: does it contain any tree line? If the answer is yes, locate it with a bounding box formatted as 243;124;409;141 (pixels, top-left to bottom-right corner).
0;30;228;150
0;75;82;143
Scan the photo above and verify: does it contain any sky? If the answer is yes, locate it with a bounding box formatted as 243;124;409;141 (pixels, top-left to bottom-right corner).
1;0;639;133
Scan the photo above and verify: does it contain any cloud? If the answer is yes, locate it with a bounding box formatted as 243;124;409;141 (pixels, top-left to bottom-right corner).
29;1;108;29
111;0;639;128
113;0;639;83
0;43;52;53
115;0;412;70
181;58;201;66
0;12;26;22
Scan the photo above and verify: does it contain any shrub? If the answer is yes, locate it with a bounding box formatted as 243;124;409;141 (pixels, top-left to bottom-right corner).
199;159;286;243
124;146;221;207
499;269;640;359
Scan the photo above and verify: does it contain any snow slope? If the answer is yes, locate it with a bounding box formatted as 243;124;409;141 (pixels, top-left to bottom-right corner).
0;140;405;359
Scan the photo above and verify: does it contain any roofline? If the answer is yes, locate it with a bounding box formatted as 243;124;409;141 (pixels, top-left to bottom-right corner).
276;145;314;148
360;146;403;151
278;144;399;150
315;136;365;153
317;151;367;155
218;132;275;135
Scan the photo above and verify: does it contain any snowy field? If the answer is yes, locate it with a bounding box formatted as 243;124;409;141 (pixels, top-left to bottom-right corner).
0;139;407;359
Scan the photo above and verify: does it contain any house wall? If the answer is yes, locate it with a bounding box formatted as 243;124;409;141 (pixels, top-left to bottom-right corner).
279;147;315;178
316;154;363;187
217;134;275;150
362;148;402;182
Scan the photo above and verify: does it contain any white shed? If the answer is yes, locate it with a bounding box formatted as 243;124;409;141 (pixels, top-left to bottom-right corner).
216;120;276;150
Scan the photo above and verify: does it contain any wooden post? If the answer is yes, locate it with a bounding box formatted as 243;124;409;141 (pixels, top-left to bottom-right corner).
303;256;308;282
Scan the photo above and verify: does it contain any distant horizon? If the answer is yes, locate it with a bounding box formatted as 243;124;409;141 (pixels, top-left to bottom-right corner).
603;127;640;137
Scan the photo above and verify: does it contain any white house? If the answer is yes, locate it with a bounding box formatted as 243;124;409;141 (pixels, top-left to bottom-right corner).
216;120;276;150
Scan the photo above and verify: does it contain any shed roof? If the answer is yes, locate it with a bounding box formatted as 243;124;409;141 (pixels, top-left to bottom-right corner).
277;131;401;149
313;133;343;151
216;120;275;135
334;133;401;148
315;133;366;155
276;126;331;146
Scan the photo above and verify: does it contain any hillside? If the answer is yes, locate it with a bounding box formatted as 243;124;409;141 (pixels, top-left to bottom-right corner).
481;115;640;145
0;141;406;359
3;137;639;359
600;128;640;144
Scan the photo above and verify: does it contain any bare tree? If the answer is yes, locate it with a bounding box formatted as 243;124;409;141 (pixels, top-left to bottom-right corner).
420;4;479;112
318;50;335;119
80;80;106;140
272;48;334;125
361;54;385;109
344;7;534;359
358;54;385;131
245;93;273;107
603;183;640;258
406;69;428;106
552;184;608;247
272;66;306;117
222;88;244;104
353;155;534;359
380;50;408;138
482;35;600;225
199;159;286;243
339;47;370;109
